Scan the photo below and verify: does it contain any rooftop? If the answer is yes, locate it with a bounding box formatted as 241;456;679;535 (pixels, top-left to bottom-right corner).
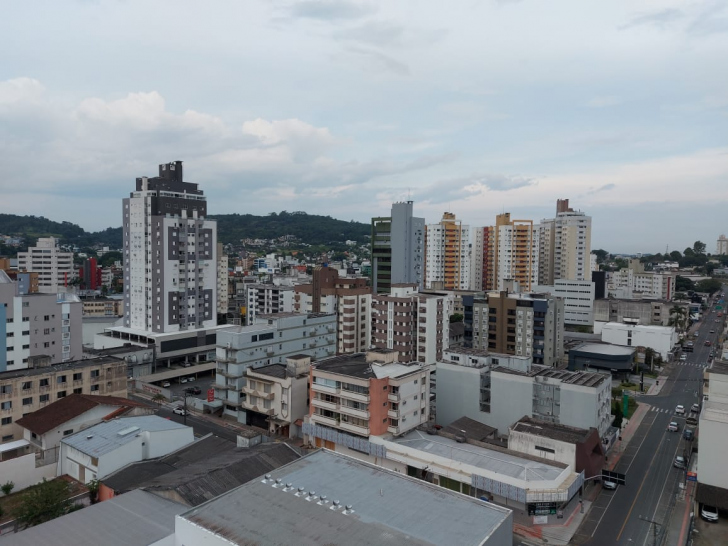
444;416;497;441
314;352;425;380
3;489;184;546
181;449;512;546
62;415;189;457
572;343;636;356
445;347;491;357
491;364;608;387
390;429;567;482
511;416;593;444
708;360;728;376
249;363;288;380
0;356;123;382
702;400;728;424
16;394;148;435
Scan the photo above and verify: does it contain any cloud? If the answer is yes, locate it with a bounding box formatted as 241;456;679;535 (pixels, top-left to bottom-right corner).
345;45;410;75
687;2;728;36
620;9;684;30
586;96;622;108
288;1;375;21
0;77;45;105
586;183;616;195
414;173;536;205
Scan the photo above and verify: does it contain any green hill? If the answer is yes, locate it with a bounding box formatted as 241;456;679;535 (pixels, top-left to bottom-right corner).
0;211;370;250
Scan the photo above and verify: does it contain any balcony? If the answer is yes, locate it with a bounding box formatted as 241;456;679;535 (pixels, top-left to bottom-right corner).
339;405;369;420
339;421;370;436
217;368;244;379
387;409;399;419
242;386;274;400
311;382;339;396
387;425;401;435
340;389;370;403
311;398;338;412
388;393;399;403
310;414;338;427
247;404;275;416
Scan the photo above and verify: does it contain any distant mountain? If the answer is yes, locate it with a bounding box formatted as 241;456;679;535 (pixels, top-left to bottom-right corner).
0;211;370;250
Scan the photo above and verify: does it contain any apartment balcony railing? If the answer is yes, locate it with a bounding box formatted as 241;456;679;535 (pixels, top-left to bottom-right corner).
242;387;274;400
310;414;338;427
338;405;370;420
340;389;370;403
311;398;338;412
387;409;399;419
388;393;399;403
339;421;370;436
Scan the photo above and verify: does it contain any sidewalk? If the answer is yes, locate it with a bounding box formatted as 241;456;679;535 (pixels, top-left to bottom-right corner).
513;495;593;546
605;401;650;472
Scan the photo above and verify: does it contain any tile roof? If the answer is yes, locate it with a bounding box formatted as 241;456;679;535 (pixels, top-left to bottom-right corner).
16;394;148;435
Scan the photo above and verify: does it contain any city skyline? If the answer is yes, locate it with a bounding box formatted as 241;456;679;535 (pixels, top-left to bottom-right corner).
0;0;726;253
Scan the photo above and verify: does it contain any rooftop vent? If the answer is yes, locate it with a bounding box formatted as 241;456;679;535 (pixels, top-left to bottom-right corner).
317;495;329;505
330;500;342;511
305;491;317;501
272;478;283;488
295;487;306;497
283;482;294;492
261;474;272;484
86;435;94;440
343;505;355;515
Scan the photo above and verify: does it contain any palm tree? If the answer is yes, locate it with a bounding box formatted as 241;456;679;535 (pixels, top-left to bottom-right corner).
669;305;687;333
152;393;166;406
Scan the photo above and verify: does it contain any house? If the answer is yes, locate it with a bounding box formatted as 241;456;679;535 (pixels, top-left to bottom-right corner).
58;415;194;481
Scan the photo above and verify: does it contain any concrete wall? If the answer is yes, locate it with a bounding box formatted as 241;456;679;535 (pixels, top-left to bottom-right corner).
698;409;728;489
435;362;484;427
600;323;676;359
560;383;611;438
489;371;534;436
0;453;56;492
508;431;576;471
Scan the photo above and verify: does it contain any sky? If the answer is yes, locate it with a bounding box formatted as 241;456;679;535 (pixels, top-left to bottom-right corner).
0;0;726;254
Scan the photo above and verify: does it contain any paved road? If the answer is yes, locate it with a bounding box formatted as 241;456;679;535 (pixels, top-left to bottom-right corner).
573;295;724;546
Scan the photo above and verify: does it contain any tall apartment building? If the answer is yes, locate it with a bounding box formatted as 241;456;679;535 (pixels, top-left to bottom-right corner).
216;243;229;316
466;291;565;367
17;237;75;293
370;201;425;294
537;199;592;286
0;356;127;444
245;284;295;324
533;280;595;326
294;265;372;354
306;349;431;443
424;212;472;291
122;161;217;334
1;271;83;372
371;284;448;365
214;312;336;422
717;235;728;255
78;257;102;291
607;259;676;300
493;213;538;291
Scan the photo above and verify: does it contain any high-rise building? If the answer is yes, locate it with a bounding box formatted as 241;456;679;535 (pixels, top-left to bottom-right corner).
538;199;592;286
717;235;728;255
17;237;75;293
294;265;372;354
424;212;472;291
122;161;217;333
371;284;448;364
493;213;538;292
78;257;102;291
216;243;229;316
370;201;424;294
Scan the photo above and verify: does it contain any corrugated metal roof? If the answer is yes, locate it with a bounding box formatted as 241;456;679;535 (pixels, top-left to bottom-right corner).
62;415;188;457
182;449;512;546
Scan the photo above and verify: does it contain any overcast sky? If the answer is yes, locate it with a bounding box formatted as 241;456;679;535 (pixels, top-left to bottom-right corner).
1;0;726;253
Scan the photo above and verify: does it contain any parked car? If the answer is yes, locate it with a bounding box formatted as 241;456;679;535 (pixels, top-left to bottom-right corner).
674;456;686;469
172;406;188;416
705;340;712;346
602;480;617;490
186;386;201;395
675;405;685;415
180;377;188;383
680;354;687;361
683;429;694;441
701;505;719;522
691;403;700;413
668;422;679;432
162;381;171;388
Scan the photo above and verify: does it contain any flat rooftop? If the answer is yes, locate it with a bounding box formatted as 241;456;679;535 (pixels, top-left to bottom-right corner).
491;364;608;387
250;363;287;379
708;360;728;376
181;449;512;546
391;429;567;482
573;343;636;356
511;416;593;444
0;356;123;381
314;353;425;380
703;400;728;424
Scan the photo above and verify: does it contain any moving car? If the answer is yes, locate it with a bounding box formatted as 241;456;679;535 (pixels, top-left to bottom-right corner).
683;429;694;441
602;480;617;490
674;456;686;469
162;381;171;388
691;403;701;413
675;404;685;415
701;505;719;522
705;340;712;346
172;407;188;416
668;421;679;432
710;329;715;334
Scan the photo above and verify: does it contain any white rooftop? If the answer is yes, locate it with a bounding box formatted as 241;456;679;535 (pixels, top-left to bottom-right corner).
576;343;636;356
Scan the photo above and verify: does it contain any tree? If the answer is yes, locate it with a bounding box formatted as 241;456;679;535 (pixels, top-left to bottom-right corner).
612;401;624;429
676;276;695;292
449;313;464;323
696;278;722;294
86;479;99;504
1;481;14;496
152;393;167;405
668;305;688;333
592;249;609;264
693;241;707;255
614;258;629;270
669;250;682;262
14;478;73;528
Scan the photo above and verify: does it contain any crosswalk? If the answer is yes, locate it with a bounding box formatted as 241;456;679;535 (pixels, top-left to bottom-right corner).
649;407;674;414
676;362;709;367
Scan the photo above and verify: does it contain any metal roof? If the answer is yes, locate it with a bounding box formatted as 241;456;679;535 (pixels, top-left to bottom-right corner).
62;415;188;457
2;489;183;546
182;449;512;546
392;429;566;482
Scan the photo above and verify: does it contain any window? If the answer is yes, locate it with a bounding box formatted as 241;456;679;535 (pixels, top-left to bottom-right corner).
91;385;99;392
57;391;66;399
57;375;67;384
73;372;82;381
22;397;32;405
90;370;100;378
63;429;74;436
22;381;32;390
39;394;49;403
414;379;418;384
39;378;49;387
1;417;11;426
1;435;13;442
0;401;11;410
0;385;10;395
73;388;82;394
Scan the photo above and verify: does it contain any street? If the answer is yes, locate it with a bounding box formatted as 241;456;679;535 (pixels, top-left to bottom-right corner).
572;302;722;546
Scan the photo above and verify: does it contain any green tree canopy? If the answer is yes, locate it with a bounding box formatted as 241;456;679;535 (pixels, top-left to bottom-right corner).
449;313;464;323
592;249;609;263
14;479;73;528
693;241;707;255
696;278;722;294
669;250;682;261
676;276;695;292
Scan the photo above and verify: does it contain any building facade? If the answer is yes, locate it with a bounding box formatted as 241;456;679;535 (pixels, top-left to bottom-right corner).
17;237;75;294
245;284;295;324
717;235;728;256
82;297;124;317
122;161;217;334
493;213;538;291
216;243;229;316
371;284;448;364
607;259;676;301
534;280;595;326
468;292;565;367
370;201;425;294
537;199;592;286
424;212;472;291
294;265;372;354
593;298;689;327
0;356;127;444
598;322;677;359
214;313;336;422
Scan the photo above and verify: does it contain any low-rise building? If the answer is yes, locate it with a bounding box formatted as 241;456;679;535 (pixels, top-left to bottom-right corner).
607;259;677;300
58;415;194;481
0;356;127;444
215;313;336;423
82;297;124;317
173;449;514;545
696;361;728;512
307;349;430;444
567;342;636;372
599;322;677;360
593;298;689;327
246;283;295;324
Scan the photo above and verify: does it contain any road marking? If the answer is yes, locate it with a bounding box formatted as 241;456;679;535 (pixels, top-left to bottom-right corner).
616;419;669;541
642;432;684;546
590;410;655;538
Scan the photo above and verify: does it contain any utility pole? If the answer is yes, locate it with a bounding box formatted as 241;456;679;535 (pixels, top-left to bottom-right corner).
638;515;661;546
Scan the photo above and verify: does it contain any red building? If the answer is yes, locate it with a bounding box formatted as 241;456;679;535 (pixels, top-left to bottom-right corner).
79;257;102;290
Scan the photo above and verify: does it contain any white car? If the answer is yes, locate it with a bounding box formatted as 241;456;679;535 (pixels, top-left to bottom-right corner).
172;407;188;416
603;480;617;490
680;354;687;361
668;422;679;432
701;505;719;522
162;381;171;388
180;377;188;384
675;405;685;415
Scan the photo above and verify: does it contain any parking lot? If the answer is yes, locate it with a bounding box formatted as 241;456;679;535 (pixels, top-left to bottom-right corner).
161;372;215;402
